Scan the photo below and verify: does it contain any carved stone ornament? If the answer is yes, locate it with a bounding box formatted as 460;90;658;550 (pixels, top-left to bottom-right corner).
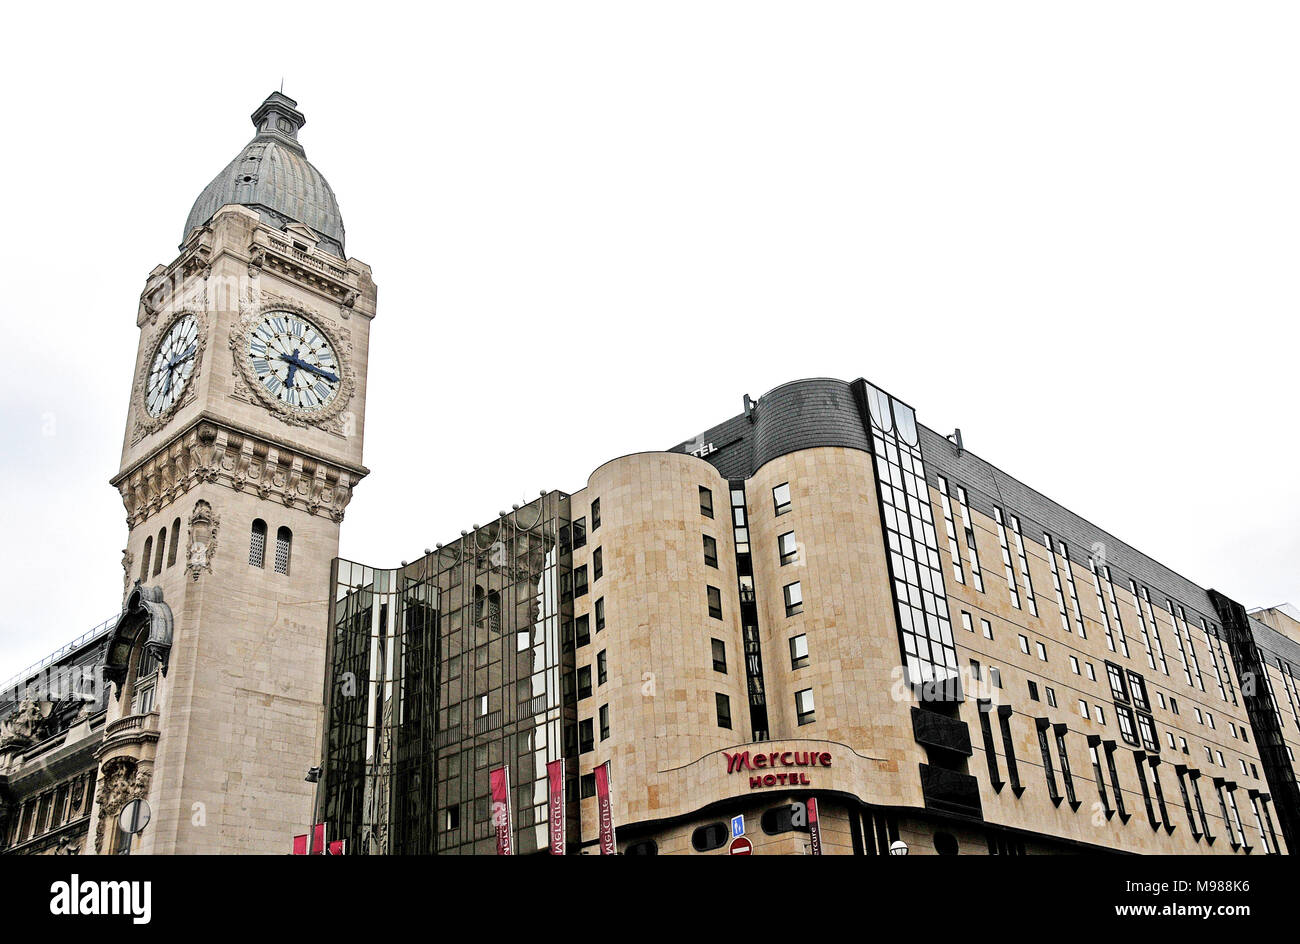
0;698;44;749
228;293;356;433
185;499;219;580
121;548;134;600
131;306;211;446
94;756;152;853
115;421;360;526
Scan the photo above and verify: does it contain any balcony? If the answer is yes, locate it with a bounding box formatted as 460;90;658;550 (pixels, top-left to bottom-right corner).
96;711;160;761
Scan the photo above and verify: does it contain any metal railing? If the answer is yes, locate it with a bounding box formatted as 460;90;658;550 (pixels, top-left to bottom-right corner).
0;615;117;700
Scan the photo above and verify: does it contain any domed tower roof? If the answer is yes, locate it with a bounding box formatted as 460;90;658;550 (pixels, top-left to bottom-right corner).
183;92;346;257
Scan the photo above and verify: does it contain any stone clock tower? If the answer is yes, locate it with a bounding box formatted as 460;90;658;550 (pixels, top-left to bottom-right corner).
93;92;375;854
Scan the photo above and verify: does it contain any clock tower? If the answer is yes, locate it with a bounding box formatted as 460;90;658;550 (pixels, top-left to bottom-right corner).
92;92;375;854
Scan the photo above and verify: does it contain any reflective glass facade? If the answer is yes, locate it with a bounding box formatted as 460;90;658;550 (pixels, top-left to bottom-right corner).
323;492;575;854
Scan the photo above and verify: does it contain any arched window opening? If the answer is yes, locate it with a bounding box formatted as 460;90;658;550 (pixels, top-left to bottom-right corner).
168;518;180;567
274;526;292;575
154;528;166;576
249;519;267;568
140;537;153;582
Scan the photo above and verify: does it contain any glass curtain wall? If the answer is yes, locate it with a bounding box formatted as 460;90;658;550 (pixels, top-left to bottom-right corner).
323;491;575;854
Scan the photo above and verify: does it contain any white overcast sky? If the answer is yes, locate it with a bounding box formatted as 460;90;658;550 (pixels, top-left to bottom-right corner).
1;2;1297;673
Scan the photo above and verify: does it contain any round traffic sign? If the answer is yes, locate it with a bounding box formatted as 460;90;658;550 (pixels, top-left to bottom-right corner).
729;836;753;855
118;798;151;835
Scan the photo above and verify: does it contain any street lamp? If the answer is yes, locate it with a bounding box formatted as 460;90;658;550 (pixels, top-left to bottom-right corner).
889;839;909;856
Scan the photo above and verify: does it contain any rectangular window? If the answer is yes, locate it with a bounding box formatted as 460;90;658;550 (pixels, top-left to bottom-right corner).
955;486;985;592
773;483;792;516
1090;557;1117;653
1036;642;1047;662
1028;680;1040;701
1008;514;1037;617
936;476;966;585
580;773;596;798
597;649;607;686
1046;686;1057;708
595;597;606;632
1099;565;1130;658
716;693;732;729
1043;533;1070;632
599;704;610;741
1200;617;1229;704
592;546;603;582
573;565;588;598
1018;634;1030;655
981;619;993;640
961;612;974;633
992;507;1021;610
1174;603;1206;692
707;586;723;620
703;534;719;568
1078;699;1089;719
795;688;816;725
778;531;798;565
1115;705;1138;747
1036;721;1060;802
783;581;803;617
572;517;587;549
699;486;714;518
579;719;594;753
577;666;592;700
1094;704;1105;725
978;701;1002;787
729;488;750;554
789;634;809;670
711;638;727;673
1070;655;1080;675
574;614;590;648
1055;727;1077;806
998;707;1021;790
1090;744;1111;814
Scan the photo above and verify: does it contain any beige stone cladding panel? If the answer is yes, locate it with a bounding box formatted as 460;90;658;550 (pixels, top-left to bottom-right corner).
944;495;1265;854
120;207;375;478
140;483;336;854
573;452;749;841
745;447;924;813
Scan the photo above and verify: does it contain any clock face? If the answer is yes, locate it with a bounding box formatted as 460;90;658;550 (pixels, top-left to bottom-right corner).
145;315;199;417
247;312;341;412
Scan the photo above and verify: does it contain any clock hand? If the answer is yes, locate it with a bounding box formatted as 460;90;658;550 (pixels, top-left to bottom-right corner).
297;361;339;384
167;343;197;369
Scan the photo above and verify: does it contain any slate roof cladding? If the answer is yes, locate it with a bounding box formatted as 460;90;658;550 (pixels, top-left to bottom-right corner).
183;92;346;258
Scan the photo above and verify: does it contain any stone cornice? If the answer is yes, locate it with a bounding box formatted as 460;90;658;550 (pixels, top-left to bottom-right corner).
111;413;368;527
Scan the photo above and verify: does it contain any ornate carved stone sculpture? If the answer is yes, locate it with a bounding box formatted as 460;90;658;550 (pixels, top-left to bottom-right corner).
186;499;219;580
94;756;153;853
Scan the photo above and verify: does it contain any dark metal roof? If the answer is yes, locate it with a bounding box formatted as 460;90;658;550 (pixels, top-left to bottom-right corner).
183;92;346;257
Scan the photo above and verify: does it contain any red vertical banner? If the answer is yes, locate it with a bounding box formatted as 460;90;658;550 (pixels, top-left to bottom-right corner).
490;765;514;856
292;834;308;855
546;758;566;855
594;760;617;855
807;798;823;856
310;822;327;855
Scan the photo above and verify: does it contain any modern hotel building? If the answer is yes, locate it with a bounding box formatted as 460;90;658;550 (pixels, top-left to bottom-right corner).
320;377;1300;855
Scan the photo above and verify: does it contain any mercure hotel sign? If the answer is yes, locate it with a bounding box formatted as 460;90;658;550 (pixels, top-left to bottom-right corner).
724;750;832;789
